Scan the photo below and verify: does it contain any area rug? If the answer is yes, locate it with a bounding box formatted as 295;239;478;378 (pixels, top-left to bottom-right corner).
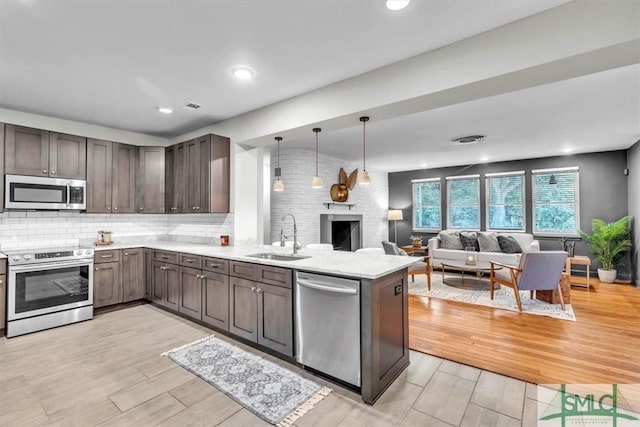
408;274;576;321
162;335;332;426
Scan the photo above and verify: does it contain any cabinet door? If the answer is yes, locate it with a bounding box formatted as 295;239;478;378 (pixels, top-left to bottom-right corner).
4;125;49;176
210;134;230;213
165;143;185;213
0;123;4;213
257;282;293;357
122;248;144;302
144;249;152;300
136;146;165;213
165;264;180;311
202;271;229;331
179;267;202;320
0;274;5;332
87;139;113;213
112;143;136;213
94;261;121;308
185;137;210;213
229;277;258;342
151;261;166;305
49;132;87;179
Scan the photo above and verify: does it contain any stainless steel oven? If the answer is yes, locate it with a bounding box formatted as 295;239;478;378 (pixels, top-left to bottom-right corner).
6;247;94;337
5;174;86;210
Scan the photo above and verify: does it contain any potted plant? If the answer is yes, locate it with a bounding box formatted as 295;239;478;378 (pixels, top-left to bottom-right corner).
579;216;632;283
409;235;423;248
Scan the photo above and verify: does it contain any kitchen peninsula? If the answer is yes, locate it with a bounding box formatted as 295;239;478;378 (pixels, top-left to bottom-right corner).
93;241;417;404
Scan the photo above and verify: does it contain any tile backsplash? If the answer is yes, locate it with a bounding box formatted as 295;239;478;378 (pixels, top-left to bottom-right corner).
0;211;234;250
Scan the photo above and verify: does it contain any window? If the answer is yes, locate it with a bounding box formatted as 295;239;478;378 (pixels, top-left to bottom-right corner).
412;178;441;231
486;171;525;231
532;167;580;236
446;175;480;230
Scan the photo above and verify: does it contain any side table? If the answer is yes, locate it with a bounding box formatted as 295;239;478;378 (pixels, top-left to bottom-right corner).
536;273;571;305
565;256;591;290
401;245;428;256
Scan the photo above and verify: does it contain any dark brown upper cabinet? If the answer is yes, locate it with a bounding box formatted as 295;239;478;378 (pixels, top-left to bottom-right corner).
0;123;4;213
165;142;185;214
136;146;165;214
165;134;230;214
87;139;136;213
4;125;86;179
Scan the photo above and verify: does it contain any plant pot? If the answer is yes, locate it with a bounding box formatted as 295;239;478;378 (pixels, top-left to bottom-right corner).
597;268;617;283
412;240;422;248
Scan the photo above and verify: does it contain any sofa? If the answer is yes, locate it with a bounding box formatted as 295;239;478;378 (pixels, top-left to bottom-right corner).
428;230;540;267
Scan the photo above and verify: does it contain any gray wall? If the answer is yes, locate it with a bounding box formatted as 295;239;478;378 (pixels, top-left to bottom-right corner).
628;141;640;286
388;150;631;280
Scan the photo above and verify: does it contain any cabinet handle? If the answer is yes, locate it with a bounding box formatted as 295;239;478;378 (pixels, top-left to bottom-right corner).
42;169;47;174
114;207;118;211
95;267;100;271
100;255;112;258
161;255;168;259
256;288;263;293
139;207;144;211
251;287;257;292
0;280;3;284
208;263;221;268
51;170;56;174
186;259;193;263
124;252;129;256
171;207;177;211
192;206;196;210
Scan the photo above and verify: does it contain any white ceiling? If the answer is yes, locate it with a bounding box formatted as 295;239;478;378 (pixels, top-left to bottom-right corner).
282;64;640;172
1;0;570;138
0;0;640;171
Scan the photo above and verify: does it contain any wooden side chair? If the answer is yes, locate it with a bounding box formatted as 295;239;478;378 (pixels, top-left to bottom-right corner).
381;241;432;290
489;251;568;312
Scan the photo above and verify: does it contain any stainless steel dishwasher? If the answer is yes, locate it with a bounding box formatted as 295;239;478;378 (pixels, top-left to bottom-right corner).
295;271;360;387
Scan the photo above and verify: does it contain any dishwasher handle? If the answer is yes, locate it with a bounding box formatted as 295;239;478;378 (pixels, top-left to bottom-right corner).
296;279;358;295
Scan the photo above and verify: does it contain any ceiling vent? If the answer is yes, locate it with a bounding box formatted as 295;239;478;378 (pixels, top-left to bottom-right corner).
451;135;485;145
182;102;203;111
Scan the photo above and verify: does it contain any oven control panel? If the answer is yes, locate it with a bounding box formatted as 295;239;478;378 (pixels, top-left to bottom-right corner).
35;251;73;260
5;247;94;265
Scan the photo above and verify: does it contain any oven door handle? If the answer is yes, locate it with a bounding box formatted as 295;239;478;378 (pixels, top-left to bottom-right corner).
66;182;71;208
9;259;93;273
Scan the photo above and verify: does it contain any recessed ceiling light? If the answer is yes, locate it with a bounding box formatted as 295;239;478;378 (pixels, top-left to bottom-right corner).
562;147;574;153
420;163;427;168
480;156;490;162
157;107;173;114
386;0;410;11
232;66;255;80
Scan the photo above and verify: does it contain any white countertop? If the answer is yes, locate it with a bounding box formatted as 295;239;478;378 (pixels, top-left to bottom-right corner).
94;241;417;279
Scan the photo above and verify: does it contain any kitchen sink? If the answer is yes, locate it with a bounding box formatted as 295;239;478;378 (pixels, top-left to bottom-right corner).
246;252;310;261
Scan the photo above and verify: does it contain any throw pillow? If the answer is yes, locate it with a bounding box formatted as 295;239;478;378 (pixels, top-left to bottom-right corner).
478;232;501;252
459;231;480;252
439;232;463;250
497;235;523;253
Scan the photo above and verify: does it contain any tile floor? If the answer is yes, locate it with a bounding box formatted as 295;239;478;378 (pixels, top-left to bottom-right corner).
0;304;541;426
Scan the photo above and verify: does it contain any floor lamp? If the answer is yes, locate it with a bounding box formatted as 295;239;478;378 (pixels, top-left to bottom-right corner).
388;210;403;243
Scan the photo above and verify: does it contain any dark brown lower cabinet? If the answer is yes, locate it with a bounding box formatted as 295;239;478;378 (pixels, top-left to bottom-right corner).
144;249;152;299
229;275;293;357
0;272;6;333
179;267;202;319
229;277;258;342
202;271;229;331
151;261;179;311
122;249;144;302
94;261;121;308
257;282;293;356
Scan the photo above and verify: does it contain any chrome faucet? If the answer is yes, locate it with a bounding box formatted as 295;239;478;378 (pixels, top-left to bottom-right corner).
280;213;301;254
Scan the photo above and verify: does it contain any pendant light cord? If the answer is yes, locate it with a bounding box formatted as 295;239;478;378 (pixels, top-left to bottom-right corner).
363;119;366;171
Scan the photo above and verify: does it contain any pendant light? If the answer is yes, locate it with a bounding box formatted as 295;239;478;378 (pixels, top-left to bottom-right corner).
311;128;323;189
358;116;371;185
273;136;284;192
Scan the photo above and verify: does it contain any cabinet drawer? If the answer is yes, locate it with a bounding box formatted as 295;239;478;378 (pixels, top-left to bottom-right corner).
229;261;258;281
258;265;292;289
203;257;229;274
153;250;179;264
180;253;203;269
94;250;121;264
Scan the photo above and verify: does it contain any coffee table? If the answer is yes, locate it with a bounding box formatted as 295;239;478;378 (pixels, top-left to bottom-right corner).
441;260;501;291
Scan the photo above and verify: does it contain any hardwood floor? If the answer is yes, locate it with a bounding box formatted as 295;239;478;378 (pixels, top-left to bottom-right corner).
409;278;640;386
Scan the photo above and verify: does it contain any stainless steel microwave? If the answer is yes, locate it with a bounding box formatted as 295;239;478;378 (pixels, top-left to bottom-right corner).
4;174;86;210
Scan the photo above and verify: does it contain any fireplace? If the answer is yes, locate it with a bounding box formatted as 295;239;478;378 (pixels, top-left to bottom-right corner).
320;214;362;252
